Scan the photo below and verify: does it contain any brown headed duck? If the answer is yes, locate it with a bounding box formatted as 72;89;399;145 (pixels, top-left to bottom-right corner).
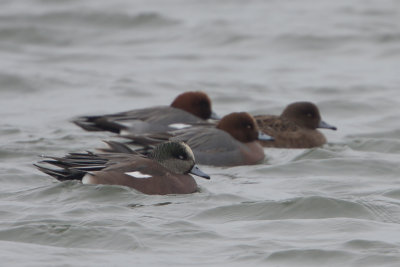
254;102;337;148
122;112;274;167
73;91;219;134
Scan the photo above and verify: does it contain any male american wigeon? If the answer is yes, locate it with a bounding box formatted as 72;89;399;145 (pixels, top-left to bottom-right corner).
122;112;274;167
254;102;337;148
73;91;219;134
35;141;210;195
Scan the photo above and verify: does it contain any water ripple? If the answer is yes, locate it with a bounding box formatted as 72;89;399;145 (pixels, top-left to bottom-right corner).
191;196;376;223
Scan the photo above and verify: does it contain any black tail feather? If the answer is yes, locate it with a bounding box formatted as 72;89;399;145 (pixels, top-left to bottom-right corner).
35;150;112;181
40;156;107;168
34;164;86;181
73;116;127;133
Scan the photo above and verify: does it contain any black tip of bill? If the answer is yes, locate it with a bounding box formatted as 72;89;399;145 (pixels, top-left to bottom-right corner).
318;120;337;131
190;165;210;180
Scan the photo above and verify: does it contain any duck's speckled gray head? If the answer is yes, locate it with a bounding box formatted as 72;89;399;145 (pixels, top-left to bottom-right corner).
150;141;210;179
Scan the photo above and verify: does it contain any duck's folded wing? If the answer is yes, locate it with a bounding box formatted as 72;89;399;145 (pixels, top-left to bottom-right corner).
96;140;138;154
120;131;173;146
255;115;298;134
73;106;205;133
73;106;166;133
169;128;245;166
34;151;142;181
169;127;238;152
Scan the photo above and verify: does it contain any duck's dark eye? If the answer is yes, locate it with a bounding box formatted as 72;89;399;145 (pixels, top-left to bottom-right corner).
306;113;312;118
198;99;209;108
243;123;253;129
178;154;187;160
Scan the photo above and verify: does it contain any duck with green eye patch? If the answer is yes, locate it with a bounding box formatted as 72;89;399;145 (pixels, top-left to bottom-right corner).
34;141;210;195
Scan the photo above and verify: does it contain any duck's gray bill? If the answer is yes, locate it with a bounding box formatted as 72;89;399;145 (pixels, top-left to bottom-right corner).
190;165;210;180
318;120;337;131
258;131;274;141
210;111;221;120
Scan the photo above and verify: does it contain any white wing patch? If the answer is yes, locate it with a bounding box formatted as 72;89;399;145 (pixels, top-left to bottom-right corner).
125;171;152;179
169;123;191;129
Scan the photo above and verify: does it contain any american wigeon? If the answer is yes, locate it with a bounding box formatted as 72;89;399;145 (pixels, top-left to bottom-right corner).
122;112;274;167
254;102;337;148
73;91;219;134
34;141;210;195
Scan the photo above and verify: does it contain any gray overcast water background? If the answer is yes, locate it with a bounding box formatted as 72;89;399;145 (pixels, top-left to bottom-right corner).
1;0;400;266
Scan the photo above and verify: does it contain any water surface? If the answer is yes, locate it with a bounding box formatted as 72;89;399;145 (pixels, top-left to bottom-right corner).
1;0;400;266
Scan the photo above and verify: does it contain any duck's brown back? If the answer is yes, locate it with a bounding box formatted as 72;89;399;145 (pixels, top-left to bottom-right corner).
255;115;327;148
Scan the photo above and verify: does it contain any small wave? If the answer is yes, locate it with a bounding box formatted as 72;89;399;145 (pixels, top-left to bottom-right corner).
347;129;400;139
0;125;20;135
260;156;400;181
0;11;179;29
344;239;397;250
360;199;400;223
273;31;400;53
273;34;355;51
345;137;400;154
186;21;254;47
5;180;142;203
0;222;141;250
191;196;375;223
0;73;39;93
0;11;180;46
266;249;353;266
383;189;400;200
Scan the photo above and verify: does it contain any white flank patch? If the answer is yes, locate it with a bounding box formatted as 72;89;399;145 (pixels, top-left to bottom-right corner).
125;171;152;179
169;123;191;129
119;129;130;136
82;173;95;184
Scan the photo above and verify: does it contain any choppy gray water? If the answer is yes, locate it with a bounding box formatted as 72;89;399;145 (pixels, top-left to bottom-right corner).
1;0;400;266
